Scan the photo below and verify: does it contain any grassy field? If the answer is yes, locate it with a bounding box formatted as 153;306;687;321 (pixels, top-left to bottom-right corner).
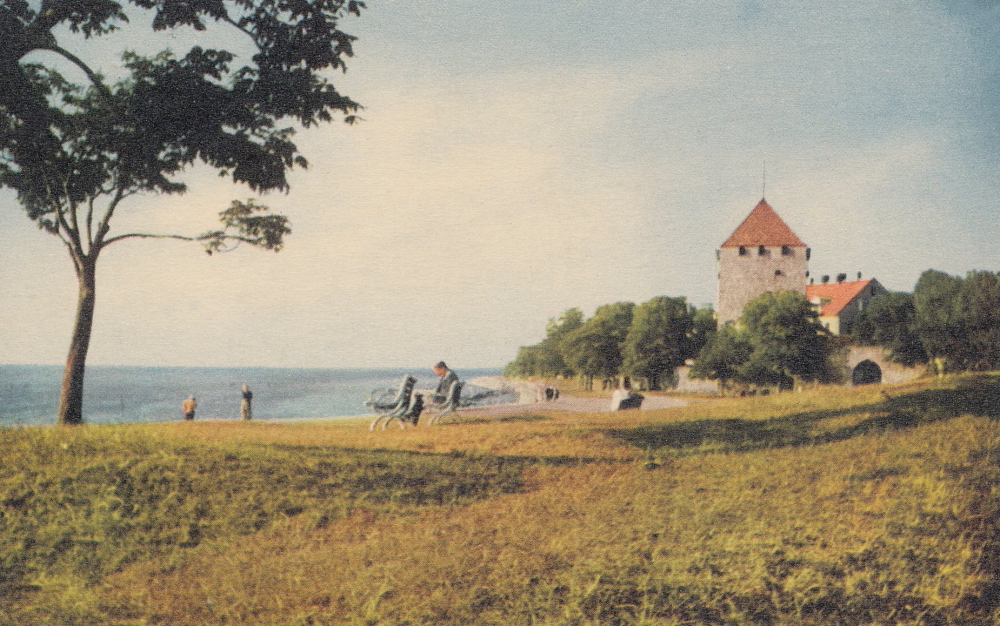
2;374;1000;625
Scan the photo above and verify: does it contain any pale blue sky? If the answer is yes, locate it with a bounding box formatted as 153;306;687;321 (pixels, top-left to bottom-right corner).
1;0;998;368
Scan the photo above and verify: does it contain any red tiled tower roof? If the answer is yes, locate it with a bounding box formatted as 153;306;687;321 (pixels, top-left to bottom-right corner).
805;279;873;316
721;198;805;248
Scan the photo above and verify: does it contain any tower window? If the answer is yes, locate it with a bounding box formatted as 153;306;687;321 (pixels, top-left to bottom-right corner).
806;248;811;261
775;270;783;276
738;246;747;256
758;245;766;256
781;245;791;255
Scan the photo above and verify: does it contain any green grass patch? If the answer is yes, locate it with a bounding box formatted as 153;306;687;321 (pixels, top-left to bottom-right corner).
0;427;525;624
605;374;1000;454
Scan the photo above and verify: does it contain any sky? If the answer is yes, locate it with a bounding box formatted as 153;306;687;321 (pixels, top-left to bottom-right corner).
1;0;998;369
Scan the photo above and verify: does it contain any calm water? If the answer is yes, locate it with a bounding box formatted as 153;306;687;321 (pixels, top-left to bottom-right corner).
0;365;503;426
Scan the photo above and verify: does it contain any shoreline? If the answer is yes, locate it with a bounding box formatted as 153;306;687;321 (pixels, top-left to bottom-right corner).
1;376;690;427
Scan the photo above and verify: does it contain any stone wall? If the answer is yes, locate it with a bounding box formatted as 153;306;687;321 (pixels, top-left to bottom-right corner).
844;346;925;385
717;245;808;324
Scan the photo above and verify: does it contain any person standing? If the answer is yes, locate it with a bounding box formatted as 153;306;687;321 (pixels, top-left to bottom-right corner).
181;395;197;420
240;384;253;420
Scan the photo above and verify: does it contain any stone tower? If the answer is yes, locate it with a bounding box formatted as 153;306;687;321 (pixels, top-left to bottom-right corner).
717;198;809;324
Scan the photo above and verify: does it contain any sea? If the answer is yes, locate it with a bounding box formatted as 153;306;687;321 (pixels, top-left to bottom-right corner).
0;365;504;427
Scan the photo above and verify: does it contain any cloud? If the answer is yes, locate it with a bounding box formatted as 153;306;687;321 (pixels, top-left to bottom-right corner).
2;0;998;369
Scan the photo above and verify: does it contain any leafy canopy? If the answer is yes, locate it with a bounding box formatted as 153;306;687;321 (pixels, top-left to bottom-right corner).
0;0;364;257
693;291;830;388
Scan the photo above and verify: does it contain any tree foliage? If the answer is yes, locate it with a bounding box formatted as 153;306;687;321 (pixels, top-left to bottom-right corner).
562;302;635;384
851;291;927;366
689;323;752;385
692;291;831;388
913;269;1000;372
621;297;694;389
505;299;715;389
1;0;365;423
503;308;583;378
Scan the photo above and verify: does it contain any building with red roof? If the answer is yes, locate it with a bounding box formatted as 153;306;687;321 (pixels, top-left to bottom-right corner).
806;277;887;335
716;198;810;323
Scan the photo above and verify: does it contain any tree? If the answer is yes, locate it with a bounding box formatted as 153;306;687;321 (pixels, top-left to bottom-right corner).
536;307;584;376
1;1;364;424
561;302;634;389
503;308;583;378
739;290;830;386
957;271;1000;370
851;291;927;366
621;296;694;389
689;322;752;387
912;270;965;374
913;269;1000;372
691;291;830;389
689;305;717;356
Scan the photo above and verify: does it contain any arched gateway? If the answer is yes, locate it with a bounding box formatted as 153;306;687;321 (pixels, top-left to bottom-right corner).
851;359;882;385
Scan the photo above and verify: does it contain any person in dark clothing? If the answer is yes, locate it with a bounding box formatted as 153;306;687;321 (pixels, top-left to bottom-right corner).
430;361;459;405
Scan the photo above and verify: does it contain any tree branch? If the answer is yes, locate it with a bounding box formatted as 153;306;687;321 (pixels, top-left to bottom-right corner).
93;186;125;249
101;231;258;252
101;232;199;245
36;44;112;99
221;15;258;46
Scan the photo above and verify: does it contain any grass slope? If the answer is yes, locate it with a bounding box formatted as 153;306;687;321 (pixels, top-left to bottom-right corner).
2;375;1000;625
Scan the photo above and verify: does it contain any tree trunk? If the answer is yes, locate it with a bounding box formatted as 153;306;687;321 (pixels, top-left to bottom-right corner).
58;259;96;425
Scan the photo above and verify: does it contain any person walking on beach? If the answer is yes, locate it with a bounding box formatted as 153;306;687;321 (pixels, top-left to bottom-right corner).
240;384;253;420
181;395;197;420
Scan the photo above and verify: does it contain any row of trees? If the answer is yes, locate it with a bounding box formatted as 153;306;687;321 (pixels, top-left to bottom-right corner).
505;290;833;391
503;297;715;389
506;268;1000;392
853;269;1000;372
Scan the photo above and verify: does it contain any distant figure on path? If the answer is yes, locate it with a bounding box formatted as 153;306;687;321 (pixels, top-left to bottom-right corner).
240;384;253;420
430;361;459;406
181;395;197;420
610;377;643;411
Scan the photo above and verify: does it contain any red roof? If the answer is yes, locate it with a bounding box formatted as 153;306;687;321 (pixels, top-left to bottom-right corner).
805;279;874;316
721;198;806;248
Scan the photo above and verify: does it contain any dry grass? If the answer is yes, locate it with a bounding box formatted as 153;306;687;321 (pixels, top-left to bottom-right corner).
3;374;1000;625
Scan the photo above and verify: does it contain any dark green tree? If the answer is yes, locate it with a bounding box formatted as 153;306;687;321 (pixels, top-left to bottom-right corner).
561;302;634;389
689;305;718;356
958;271;1000;370
621;296;694;389
503;345;542;379
739;290;830;387
851;291;927;366
912;270;965;374
503;308;583;378
689;322;752;387
692;291;830;389
1;1;364;424
536;307;584;376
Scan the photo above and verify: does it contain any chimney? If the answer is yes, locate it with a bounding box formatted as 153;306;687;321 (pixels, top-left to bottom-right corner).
857;271;862;280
